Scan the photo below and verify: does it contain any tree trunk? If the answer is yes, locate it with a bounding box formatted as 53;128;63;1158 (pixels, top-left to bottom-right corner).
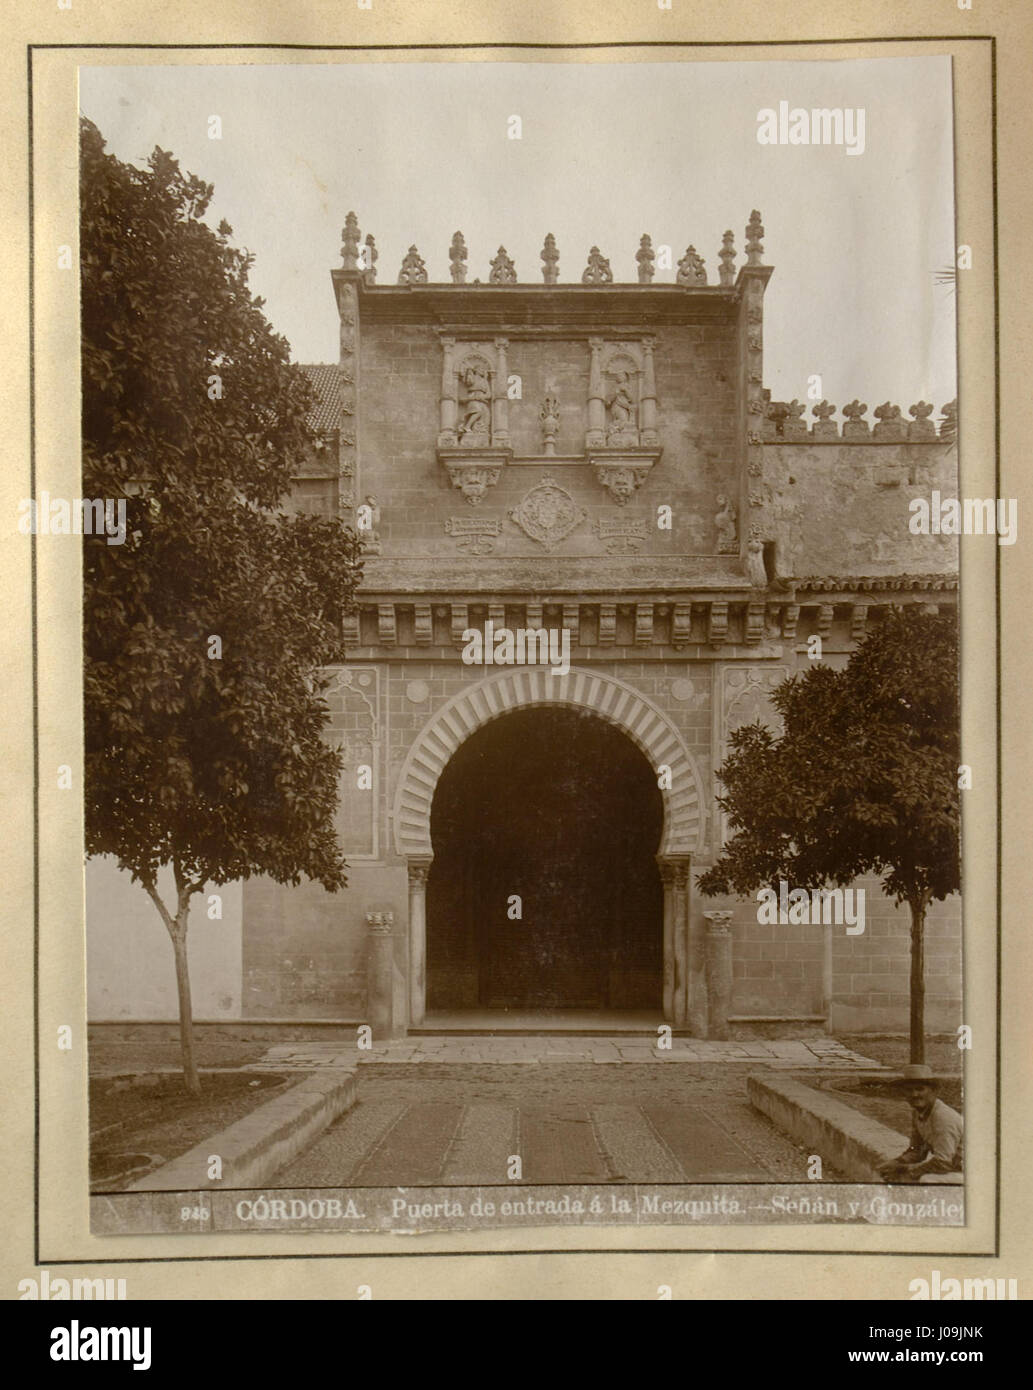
909;895;928;1065
170;917;200;1095
143;873;201;1095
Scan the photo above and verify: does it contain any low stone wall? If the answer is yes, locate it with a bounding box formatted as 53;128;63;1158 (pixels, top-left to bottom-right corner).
748;1072;908;1181
127;1067;358;1192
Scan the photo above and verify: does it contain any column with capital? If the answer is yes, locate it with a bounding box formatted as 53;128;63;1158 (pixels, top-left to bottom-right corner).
640;337;658;445
586;338;606;447
407;859;433;1027
688;894;710;1039
703;910;734;1040
671;860;691;1027
438;336;457;446
657;858;677;1021
493;337;510;446
365;910;396;1039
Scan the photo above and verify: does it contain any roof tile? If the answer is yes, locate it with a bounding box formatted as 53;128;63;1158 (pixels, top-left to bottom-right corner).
299;363;340;433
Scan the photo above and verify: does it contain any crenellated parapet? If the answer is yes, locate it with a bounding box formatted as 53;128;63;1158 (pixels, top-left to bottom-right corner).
761;395;957;442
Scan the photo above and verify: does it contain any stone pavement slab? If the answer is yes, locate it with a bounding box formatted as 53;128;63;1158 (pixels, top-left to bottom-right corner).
440;1103;517;1184
351;1101;464;1185
642;1103;769;1182
591;1104;684;1183
264;1099;407;1187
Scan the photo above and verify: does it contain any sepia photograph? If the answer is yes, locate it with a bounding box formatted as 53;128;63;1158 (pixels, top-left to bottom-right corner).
69;52;973;1240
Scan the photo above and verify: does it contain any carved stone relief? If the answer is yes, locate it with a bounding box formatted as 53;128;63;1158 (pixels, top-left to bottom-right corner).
509;474;587;550
715;495;738;553
437;337;513;503
324;666;380;860
593;517;647;554
444;516;503;553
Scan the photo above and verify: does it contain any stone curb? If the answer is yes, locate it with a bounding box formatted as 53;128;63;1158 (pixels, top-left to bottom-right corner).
747;1073;909;1181
127;1067;358;1192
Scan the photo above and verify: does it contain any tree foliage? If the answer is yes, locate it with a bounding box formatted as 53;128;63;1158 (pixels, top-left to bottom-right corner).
697;606;960;1062
80;118;363;1087
697;607;959;907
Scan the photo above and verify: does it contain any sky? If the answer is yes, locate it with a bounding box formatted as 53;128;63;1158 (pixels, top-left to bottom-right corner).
80;56;958;413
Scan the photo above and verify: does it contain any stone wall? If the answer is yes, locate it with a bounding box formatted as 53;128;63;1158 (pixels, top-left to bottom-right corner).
234;653;962;1031
358;321;740;561
763;440;958;579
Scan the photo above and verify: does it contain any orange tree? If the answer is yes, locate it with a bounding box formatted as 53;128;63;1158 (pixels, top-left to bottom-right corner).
81;119;363;1091
696;606;960;1062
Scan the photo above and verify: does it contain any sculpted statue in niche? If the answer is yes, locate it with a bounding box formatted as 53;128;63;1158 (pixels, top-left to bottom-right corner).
746;538;768;587
606;368;638;442
361;494;381;550
715;495;738;553
458;361;492;442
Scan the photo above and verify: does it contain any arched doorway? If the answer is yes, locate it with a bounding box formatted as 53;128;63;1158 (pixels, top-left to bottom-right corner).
426;707;663;1013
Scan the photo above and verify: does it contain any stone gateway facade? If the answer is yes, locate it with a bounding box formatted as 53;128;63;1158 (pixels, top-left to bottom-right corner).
86;214;962;1037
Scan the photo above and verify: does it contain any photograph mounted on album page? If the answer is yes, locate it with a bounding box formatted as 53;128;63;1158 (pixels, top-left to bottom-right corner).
5;0;1028;1302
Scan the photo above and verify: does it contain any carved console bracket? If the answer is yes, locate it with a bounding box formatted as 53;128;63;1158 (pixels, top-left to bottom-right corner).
438;447;511;506
588;446;663;505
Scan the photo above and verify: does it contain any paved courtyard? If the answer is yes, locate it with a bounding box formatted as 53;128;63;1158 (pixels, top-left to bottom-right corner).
263;1038;886;1187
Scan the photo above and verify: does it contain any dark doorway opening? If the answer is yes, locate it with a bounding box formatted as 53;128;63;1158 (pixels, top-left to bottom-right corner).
426;706;663;1011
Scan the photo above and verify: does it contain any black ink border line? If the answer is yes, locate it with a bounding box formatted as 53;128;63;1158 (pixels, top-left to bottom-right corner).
28;34;1000;1269
990;31;1002;1264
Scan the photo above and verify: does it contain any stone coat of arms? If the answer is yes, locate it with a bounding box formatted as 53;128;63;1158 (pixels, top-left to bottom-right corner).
509;474;587;550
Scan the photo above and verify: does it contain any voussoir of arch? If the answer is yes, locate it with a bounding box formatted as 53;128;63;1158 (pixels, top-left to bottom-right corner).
391;665;704;859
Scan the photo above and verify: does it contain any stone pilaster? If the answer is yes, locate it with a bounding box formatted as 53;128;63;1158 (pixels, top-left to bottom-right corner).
735;210;773;580
337;277;359;521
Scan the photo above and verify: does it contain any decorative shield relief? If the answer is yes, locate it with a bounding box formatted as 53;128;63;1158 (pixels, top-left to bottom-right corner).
509;473;586;550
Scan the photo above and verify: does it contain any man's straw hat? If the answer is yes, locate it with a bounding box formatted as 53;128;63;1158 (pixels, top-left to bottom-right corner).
887;1063;940;1090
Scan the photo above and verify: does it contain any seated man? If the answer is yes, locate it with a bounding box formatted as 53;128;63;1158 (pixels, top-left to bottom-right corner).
878;1063;963;1183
